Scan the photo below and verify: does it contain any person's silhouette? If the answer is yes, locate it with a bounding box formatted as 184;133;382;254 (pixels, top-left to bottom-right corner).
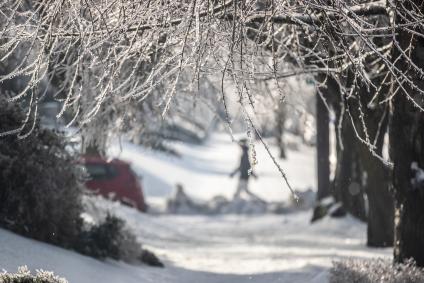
229;139;264;201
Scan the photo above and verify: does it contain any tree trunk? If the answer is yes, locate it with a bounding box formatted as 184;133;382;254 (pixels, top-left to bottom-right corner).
359;138;394;247
354;84;394;247
390;0;424;265
316;90;330;200
333;119;367;221
332;94;367;221
319;75;393;245
391;91;424;264
275;103;287;159
313;76;367;222
365;159;393;247
311;79;333;222
337;88;394;244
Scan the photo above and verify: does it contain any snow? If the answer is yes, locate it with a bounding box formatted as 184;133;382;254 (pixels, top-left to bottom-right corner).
0;132;392;283
109;133;316;207
0;208;390;283
108;201;391;276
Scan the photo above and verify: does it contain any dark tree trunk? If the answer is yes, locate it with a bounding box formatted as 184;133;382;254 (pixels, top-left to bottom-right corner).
313;76;367;222
331;83;367;221
358;127;393;247
316;91;330;200
390;0;424;265
275;103;287;159
316;74;393;245
353;83;394;247
316;75;340;203
335;88;394;243
391;92;424;264
311;78;333;222
333;118;367;221
365;156;393;247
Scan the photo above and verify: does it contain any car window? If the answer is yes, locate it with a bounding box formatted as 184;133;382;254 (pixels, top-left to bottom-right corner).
84;163;117;180
108;165;119;177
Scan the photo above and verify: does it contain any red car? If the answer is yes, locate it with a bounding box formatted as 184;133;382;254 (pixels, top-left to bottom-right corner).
81;156;147;212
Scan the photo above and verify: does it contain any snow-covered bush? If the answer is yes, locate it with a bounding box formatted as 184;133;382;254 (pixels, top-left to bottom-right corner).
0;266;68;283
330;258;424;283
0;95;82;247
80;195;164;266
76;214;141;262
0;97;162;266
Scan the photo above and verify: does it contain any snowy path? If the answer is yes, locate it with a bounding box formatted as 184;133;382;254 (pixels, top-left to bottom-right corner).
0;209;391;283
109;206;391;283
109;133;390;282
0;133;391;282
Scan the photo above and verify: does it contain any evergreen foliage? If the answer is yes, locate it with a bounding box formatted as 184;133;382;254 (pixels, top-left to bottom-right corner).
0;95;82;247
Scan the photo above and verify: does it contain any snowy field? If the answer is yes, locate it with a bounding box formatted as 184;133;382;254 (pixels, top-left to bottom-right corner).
0;132;391;283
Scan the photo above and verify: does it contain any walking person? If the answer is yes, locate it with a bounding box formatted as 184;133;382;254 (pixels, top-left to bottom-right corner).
229;139;264;202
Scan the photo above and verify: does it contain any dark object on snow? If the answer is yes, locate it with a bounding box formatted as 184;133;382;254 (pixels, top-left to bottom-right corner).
76;214;142;262
311;198;346;222
139;249;164;267
329;203;347;218
77;214;125;260
167;184;207;214
76;213;164;265
311;197;334;222
311;204;330;223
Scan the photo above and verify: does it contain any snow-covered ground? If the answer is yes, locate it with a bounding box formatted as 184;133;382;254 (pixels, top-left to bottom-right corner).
88;199;391;282
110;133;316;206
0;132;392;283
0;208;390;283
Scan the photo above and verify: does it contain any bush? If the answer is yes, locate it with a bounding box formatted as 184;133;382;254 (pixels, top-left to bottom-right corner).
76;213;163;266
0;97;162;267
139;249;164;267
76;214;141;261
0;266;68;283
330;258;424;283
0;95;82;247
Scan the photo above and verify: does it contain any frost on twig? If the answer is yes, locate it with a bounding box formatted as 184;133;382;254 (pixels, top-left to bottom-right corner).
2;0;424;193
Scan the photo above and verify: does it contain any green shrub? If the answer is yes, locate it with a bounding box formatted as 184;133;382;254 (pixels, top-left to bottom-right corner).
76;214;142;261
0;95;82;247
76;212;163;266
139;249;164;267
0;97;162;266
